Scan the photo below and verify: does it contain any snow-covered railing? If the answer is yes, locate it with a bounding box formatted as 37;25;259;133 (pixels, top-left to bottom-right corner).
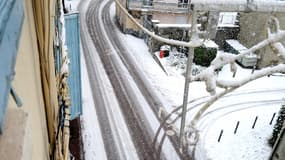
128;0;191;13
268;17;285;61
117;0;285;156
191;0;285;12
186;17;285;150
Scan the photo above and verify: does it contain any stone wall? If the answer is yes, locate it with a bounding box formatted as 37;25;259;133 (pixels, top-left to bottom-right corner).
239;12;285;68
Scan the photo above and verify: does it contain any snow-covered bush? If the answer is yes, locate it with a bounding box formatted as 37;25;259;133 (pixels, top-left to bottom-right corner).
193;46;217;67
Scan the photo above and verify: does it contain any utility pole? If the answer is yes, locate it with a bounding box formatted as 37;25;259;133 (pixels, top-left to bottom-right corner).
179;7;197;153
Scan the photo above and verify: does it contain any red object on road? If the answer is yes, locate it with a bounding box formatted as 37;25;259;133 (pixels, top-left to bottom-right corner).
159;51;164;58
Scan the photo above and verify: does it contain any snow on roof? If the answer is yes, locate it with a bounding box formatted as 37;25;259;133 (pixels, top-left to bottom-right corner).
218;24;239;28
151;19;160;23
203;40;218;48
226;39;258;58
155;23;191;28
192;0;285;12
220;12;238;16
218;12;239;28
226;39;247;51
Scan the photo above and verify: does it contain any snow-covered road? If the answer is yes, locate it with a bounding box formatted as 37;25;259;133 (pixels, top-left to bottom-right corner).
80;0;181;159
79;0;139;159
76;0;285;159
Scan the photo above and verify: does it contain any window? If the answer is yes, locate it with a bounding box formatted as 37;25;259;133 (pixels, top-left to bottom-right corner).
178;0;189;8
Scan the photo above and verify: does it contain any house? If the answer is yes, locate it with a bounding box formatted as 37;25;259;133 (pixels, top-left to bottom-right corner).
215;12;240;48
116;0;192;51
0;0;82;159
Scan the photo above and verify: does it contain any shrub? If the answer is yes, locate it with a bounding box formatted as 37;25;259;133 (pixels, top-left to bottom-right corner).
194;47;217;67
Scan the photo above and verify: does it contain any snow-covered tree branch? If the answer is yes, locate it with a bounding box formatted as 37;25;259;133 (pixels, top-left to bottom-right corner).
191;19;285;95
186;17;285;147
217;64;285;88
268;17;285;61
115;0;285;154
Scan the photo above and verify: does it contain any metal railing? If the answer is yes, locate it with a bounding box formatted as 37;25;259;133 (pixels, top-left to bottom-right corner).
128;0;191;13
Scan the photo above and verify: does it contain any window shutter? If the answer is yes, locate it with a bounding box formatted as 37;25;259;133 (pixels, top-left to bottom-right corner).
64;12;82;120
0;0;24;134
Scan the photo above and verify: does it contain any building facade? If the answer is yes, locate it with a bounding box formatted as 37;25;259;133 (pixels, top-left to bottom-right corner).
116;0;192;52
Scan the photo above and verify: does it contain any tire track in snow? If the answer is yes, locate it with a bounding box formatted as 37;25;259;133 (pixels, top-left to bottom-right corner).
86;0;158;159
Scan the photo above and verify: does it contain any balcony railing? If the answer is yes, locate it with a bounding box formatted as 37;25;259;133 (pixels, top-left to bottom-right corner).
128;0;191;13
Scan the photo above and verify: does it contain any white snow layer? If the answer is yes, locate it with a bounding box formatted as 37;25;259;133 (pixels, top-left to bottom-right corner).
79;1;285;160
117;25;285;160
80;0;139;159
80;48;108;160
65;0;81;11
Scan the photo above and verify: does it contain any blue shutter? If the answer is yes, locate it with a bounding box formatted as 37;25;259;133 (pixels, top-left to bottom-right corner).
54;10;63;74
64;12;82;120
0;0;24;133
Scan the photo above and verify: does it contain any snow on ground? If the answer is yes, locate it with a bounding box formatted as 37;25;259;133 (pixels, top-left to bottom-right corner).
119;34;186;107
198;104;281;160
80;47;108;160
80;1;147;159
195;64;285;160
77;1;285;159
118;33;213;109
108;4;181;159
123;34;285;160
114;7;285;160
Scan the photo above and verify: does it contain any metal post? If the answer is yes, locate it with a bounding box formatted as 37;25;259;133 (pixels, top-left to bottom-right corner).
252;116;258;129
218;130;224;142
270;113;276;125
234;121;240;134
179;9;197;151
179;47;194;149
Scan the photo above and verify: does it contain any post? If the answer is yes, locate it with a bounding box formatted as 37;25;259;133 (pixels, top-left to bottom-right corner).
270;113;276;125
179;47;195;149
234;121;240;134
252;116;258;129
179;9;197;151
218;130;224;142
